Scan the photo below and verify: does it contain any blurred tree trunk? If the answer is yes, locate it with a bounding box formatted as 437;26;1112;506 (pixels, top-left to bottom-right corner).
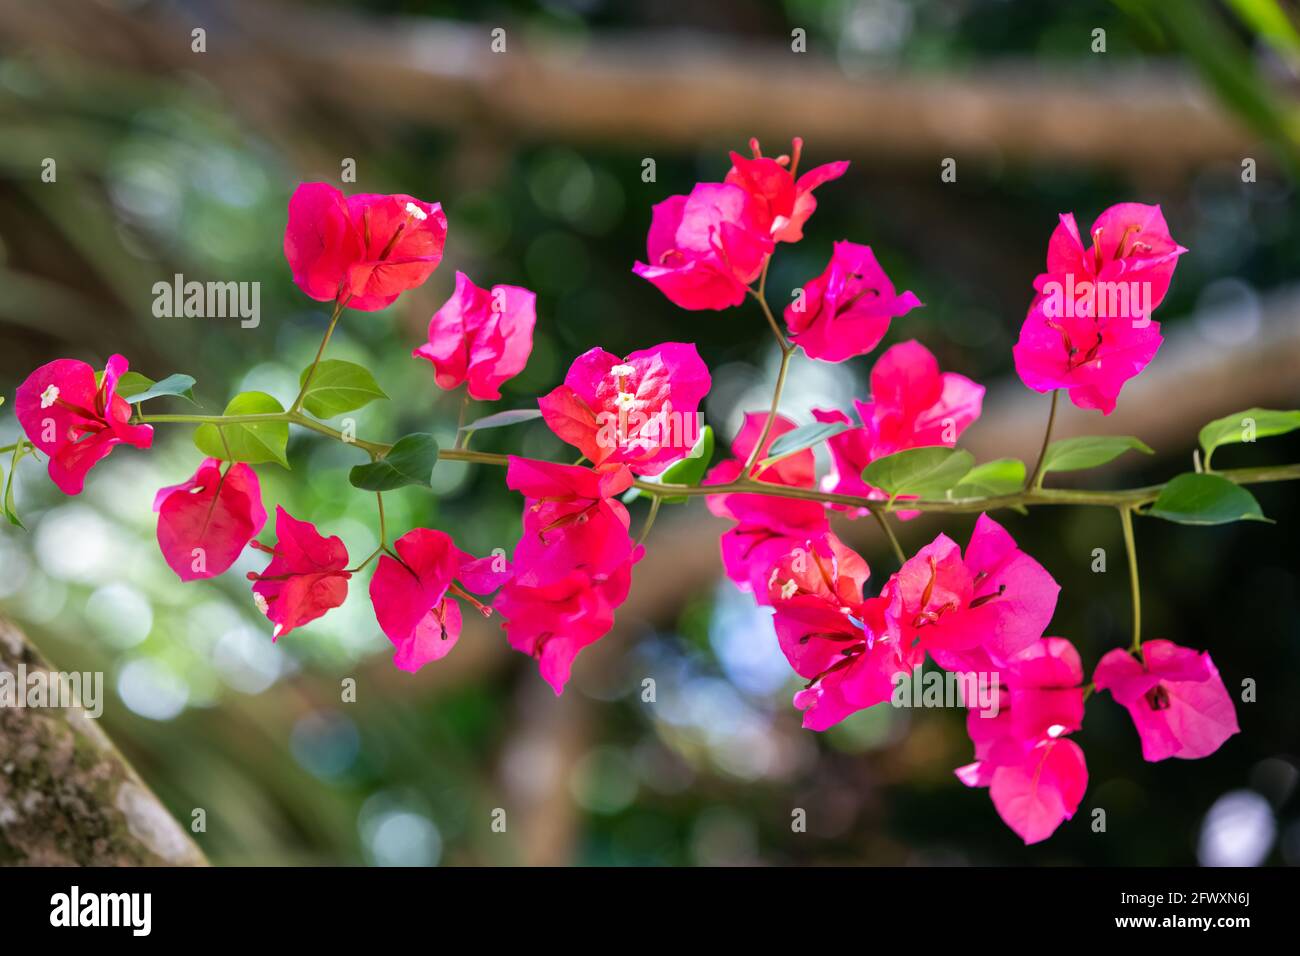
0;617;207;866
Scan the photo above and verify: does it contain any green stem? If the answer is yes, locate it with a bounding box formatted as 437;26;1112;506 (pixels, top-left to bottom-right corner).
636;496;662;548
454;388;472;450
345;545;384;574
739;269;796;475
743;345;794;475
1118;505;1142;656
291;296;347;414
127;411;1300;517
872;509;906;565
376;492;388;547
630;462;1300;512
138;410;388;457
1028;389;1060;490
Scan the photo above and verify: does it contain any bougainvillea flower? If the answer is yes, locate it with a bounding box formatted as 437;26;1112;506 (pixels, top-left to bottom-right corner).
954;637;1088;844
633;182;774;310
765;532;921;730
412;271;536;400
813;340;984;512
153;458;267;582
507;456;634;587
704;413;828;599
14;354;153;495
784;241;922;362
284;183;447;311
988;736;1088;845
496;551;640;695
1092;639;1239;762
283;183;363;304
538;342;711;474
1012;301;1163;415
368;528;510;673
1036;203;1185;314
1013;203;1185;415
724;137;849;244
247;507;350;640
955;638;1086;787
882;514;1059;660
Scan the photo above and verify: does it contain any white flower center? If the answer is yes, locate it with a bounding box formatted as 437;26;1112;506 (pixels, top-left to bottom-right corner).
405;202;428;221
615;392;638;409
253;592;269;614
780;579;798;600
40;385;59;409
610;364;635;377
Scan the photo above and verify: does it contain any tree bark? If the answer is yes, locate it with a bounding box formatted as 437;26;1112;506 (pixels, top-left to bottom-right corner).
0;617;207;866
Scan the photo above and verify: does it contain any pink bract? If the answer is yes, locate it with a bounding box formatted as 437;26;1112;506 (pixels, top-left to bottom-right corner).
814;340;984;513
284;182;447;311
954;637;1088;844
368;528;509;673
784;241;922;363
766;532;922;730
495;551;640;695
153;458;267;582
724;137;849;244
413;271;536;401
14;354;153;495
633;182;774;310
248;507;350;640
538;342;711;474
882;514;1059;660
1092;639;1239;762
507;456;634;588
704;412;829;600
1013;203;1185;414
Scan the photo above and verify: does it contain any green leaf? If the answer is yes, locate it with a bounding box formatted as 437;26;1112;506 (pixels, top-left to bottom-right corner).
298;360;387;418
1040;435;1154;474
759;420;850;468
349;433;439;491
459;408;544;433
117;371;197;404
4;442;26;529
193;392;290;467
628;425;715;504
862;446;974;499
1198;407;1300;466
1147;472;1270;525
951;458;1026;498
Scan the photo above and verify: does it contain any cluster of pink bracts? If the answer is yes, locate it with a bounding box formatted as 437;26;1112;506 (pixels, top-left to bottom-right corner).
12;140;1239;844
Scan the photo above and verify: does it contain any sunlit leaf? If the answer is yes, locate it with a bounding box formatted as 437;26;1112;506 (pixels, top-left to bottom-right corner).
951;458;1026;498
117;371;197;404
862;446;974;499
1040;436;1153;474
298;360;387;418
193;392;290;467
1147;472;1270;525
1198;407;1300;466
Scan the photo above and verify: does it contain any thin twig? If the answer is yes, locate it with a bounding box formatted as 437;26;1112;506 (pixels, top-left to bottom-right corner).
1027;389;1060;490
